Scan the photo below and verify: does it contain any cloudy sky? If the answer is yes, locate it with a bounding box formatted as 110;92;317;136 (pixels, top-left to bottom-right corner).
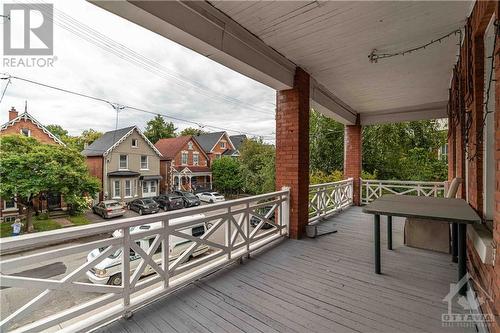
0;0;276;141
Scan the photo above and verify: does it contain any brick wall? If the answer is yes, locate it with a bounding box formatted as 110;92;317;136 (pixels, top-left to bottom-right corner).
172;139;208;167
447;2;500;332
275;68;310;239
86;156;104;201
0;118;59;145
344;116;362;206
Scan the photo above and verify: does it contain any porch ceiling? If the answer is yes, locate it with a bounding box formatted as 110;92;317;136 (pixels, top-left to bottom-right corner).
210;1;472;123
93;1;472;125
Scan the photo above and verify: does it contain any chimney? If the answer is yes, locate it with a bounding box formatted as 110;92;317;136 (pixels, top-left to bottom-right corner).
8;107;18;121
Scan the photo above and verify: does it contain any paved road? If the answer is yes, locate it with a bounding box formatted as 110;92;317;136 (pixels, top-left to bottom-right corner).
0;201;251;329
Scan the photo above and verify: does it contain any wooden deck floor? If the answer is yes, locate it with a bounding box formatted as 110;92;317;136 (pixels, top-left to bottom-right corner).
95;207;473;333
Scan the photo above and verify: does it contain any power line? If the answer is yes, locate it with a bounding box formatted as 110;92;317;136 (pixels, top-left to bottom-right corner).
20;1;275;116
1;73;275;140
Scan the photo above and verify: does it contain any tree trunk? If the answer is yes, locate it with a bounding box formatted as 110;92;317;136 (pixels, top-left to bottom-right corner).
25;205;34;233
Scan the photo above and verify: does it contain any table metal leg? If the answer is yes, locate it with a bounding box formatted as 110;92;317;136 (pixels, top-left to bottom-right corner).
452;223;458;263
387;216;392;250
458;223;467;295
374;214;381;274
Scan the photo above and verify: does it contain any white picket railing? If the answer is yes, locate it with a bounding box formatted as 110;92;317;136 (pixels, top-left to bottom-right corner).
308;178;353;224
0;189;289;333
361;179;446;204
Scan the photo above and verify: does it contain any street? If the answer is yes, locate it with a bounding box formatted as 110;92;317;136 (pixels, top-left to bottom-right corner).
0;201;253;329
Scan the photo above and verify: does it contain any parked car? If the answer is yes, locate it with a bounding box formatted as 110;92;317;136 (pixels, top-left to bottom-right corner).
128;198;160;215
250;205;276;230
197;192;225;203
173;190;201;207
92;200;125;219
153;194;184;211
86;214;209;285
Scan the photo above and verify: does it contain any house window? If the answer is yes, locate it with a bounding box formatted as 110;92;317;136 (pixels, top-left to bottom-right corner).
221;142;226;149
132;139;138;148
140;156;148;170
142;181;148;193
119;155;128;169
20;128;30;137
150;181;157;194
438;144;448;161
215;153;221;159
125;180;132;198
113;180;121;198
188;142;193;150
181;152;188;165
193;153;199;166
134;179;138;196
3;199;16;211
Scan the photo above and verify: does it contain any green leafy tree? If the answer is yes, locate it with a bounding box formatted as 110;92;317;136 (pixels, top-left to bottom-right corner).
0;135;100;231
144;115;177;143
179;127;208;137
46;124;69;140
45;126;103;151
309;109;344;173
211;157;243;194
238;138;275;194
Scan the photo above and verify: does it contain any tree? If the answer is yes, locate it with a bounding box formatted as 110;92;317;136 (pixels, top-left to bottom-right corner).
179;127;208;137
144;115;177;143
0;135;100;231
238;138;275;194
46;124;68;140
76;129;103;151
309;109;344;173
211;157;243;194
45;125;103;151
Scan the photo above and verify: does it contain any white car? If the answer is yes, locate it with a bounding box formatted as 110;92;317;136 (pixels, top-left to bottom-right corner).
197;192;225;203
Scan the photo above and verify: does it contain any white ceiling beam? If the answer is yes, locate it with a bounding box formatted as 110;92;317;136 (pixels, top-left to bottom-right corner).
310;80;357;125
90;0;296;90
360;101;448;125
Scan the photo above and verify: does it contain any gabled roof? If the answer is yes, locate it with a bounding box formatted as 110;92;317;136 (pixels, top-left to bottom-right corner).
82;126;162;157
155;136;209;161
194;131;234;153
229;134;246;150
0;111;66;146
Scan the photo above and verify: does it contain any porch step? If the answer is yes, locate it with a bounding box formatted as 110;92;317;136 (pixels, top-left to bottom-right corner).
48;211;69;218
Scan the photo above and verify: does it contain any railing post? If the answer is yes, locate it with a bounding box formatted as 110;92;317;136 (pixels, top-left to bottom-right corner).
226;207;232;260
282;187;290;236
122;227;131;312
162;219;170;289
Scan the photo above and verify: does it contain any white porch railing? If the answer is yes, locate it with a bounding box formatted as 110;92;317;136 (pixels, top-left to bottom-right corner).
361;179;446;204
308;178;353;224
0;189;289;333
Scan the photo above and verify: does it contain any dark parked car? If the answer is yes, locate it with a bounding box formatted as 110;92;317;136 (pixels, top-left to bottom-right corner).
128;198;160;215
173;190;201;207
153;194;184;211
250;205;276;230
92;200;125;219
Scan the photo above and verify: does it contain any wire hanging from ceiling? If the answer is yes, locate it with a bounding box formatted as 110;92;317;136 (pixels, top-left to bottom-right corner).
368;28;463;63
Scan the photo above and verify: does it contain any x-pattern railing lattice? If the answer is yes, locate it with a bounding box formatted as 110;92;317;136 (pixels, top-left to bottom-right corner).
361;179;446;204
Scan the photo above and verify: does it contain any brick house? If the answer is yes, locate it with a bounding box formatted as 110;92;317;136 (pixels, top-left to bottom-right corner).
154;136;212;192
82;126;163;202
0;107;67;222
223;134;247;158
194;131;236;166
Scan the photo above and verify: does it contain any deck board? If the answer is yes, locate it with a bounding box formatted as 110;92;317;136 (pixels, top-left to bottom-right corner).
94;207;474;333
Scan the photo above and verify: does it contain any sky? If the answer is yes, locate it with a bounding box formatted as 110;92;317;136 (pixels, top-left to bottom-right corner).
0;0;276;141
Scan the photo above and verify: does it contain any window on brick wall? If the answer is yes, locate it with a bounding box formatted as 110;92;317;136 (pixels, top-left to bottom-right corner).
193;153;199;166
181;152;188;165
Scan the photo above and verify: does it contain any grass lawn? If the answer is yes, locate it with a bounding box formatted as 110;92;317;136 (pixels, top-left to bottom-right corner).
68;214;91;226
0;216;61;238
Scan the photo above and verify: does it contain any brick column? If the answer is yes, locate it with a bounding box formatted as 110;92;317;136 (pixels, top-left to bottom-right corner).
344;116;362;205
276;68;310;239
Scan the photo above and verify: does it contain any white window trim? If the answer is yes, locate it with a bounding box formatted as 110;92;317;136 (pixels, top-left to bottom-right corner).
221;142;226;149
124;179;132;198
3;198;17;212
193;152;199;166
140;155;149;170
181;151;188;165
188;142;193;150
112;180;121;199
20;128;31;137
131;139;139;148
119;155;128;170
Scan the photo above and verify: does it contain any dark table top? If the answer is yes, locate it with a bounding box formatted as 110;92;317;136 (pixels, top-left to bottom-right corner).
362;195;480;224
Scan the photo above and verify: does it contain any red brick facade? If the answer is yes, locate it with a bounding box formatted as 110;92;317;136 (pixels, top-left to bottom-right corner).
447;2;500;332
275;68;310;239
344;116;362;206
206;133;233;166
86;156;104;201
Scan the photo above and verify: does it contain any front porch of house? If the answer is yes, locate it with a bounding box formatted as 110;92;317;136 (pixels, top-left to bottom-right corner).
95;206;472;333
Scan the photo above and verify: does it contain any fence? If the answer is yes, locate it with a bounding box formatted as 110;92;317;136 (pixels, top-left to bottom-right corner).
361;179;446;204
0;189;289;333
308;178;353;224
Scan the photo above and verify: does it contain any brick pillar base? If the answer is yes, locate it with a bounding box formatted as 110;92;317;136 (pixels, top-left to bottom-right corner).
276;68;310;239
344;117;362;205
